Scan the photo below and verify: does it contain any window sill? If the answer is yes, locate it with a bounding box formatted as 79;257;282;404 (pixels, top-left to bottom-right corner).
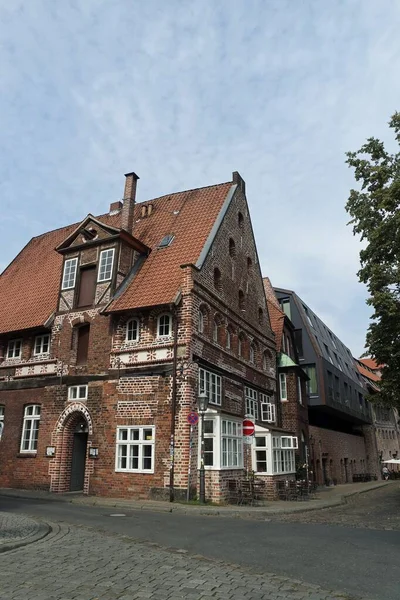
17;452;37;458
115;469;154;474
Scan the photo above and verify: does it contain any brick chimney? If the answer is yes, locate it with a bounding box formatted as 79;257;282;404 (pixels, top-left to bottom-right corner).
121;172;139;232
232;171;246;195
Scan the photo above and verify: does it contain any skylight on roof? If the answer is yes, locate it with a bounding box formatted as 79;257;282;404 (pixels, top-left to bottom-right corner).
158;234;174;248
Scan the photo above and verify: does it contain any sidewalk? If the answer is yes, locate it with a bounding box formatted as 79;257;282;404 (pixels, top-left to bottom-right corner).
0;480;391;520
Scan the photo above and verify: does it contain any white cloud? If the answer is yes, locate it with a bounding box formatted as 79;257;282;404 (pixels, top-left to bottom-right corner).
1;0;400;355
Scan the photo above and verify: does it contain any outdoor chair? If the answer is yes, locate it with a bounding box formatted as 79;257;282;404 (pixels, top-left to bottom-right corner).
226;479;241;505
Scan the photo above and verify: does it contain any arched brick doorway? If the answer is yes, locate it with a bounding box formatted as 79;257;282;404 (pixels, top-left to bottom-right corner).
49;403;94;494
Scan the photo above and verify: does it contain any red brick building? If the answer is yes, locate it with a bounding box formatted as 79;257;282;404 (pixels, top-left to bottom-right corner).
0;171;297;502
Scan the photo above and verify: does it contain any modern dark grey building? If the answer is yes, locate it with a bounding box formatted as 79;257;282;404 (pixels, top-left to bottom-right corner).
274;288;371;430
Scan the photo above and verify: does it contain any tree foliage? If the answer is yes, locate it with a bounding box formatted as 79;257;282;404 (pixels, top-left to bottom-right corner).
346;112;400;407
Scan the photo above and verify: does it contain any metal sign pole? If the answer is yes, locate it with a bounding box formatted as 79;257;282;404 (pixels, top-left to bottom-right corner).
187;424;193;501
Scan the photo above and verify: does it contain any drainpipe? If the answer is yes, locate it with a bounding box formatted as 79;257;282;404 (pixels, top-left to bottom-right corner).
169;305;179;502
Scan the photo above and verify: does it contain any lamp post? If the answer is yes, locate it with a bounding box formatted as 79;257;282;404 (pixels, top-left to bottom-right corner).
197;390;209;504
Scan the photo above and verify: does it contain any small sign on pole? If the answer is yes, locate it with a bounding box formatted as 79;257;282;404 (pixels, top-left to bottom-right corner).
187;412;199;426
243;418;255;436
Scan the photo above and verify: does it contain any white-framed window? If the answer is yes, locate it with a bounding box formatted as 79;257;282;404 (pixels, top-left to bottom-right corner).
20;405;41;453
68;385;88;401
157;313;171;338
0;405;4;440
34;334;50;355
7;339;22;359
199;368;222;405
62;257;78;290
281;436;298;449
272;436;296;474
200;415;243;470
222;419;243;468
198;310;204;334
245;386;259;420
279;373;287;401
98;248;115;282
261;399;276;423
254;435;268;473
297;377;303;405
126;319;139;342
115;426;155;473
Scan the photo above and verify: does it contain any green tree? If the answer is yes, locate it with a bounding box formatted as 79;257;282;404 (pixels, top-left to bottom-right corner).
346;112;400;408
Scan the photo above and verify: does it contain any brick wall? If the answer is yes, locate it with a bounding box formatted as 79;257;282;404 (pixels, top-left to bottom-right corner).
309;425;372;485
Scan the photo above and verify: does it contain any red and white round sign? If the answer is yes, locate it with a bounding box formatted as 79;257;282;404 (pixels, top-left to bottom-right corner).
243;418;255;436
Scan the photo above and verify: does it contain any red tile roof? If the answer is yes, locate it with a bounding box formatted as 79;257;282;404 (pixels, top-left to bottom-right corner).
356;363;381;383
358;357;383;371
0;182;232;334
263;278;285;352
0;213;121;335
108;183;232;312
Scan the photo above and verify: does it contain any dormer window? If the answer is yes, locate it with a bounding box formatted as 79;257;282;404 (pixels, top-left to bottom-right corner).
62;257;78;290
34;334;50;355
7;339;22;359
157;314;171;338
126;319;139;342
98;249;115;282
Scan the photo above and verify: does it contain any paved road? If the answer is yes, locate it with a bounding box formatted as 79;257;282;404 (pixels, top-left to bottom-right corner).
1;485;399;600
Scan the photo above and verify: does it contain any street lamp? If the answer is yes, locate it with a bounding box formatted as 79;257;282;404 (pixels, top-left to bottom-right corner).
197;389;209;504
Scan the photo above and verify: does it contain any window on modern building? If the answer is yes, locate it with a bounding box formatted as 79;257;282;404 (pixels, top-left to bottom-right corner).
343;382;349;404
279;373;287;401
297;377;303;405
303;306;314;328
126;319;139;342
238;289;245;311
98;248;115;282
77;266;96;307
68;385;88;401
260;395;276;423
294;329;303;358
7;339;22;359
286;335;291;357
20;405;41;452
303;365;317;395
115;426;154;473
62;257;78;290
334;375;340;401
245;387;259;420
157;314;172;338
324;343;333;364
0;405;4;440
76;325;90;365
272;436;297;473
281;299;291;320
229;238;236;257
199;368;222;406
34;334;50;355
213;267;222;292
327;371;334;400
328;331;337;349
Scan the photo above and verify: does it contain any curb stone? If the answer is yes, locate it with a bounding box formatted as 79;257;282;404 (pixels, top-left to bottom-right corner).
0;521;50;554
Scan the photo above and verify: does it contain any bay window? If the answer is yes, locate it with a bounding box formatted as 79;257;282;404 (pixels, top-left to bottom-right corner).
199;415;243;469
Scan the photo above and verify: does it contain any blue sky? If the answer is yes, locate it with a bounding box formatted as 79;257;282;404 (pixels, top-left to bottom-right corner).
1;1;400;356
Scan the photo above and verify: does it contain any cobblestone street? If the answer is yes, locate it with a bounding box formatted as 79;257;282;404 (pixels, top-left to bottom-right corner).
269;482;400;530
1;521;355;600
